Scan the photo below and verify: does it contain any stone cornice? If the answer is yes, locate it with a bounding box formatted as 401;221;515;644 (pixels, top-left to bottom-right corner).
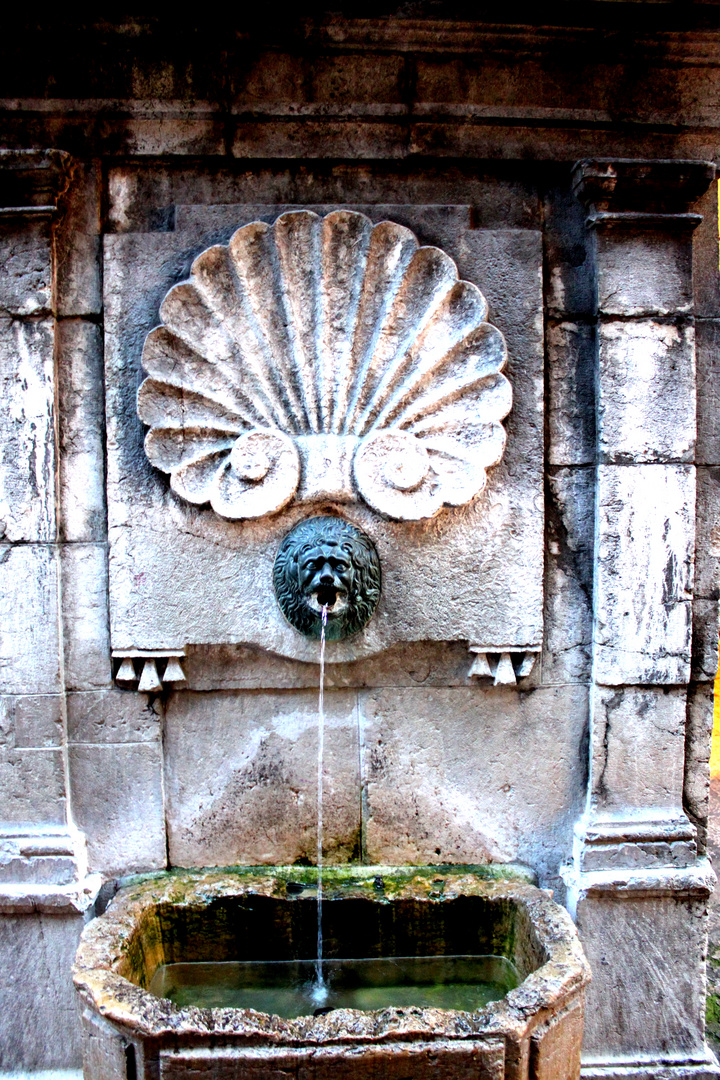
0;148;73;215
572;158;716;213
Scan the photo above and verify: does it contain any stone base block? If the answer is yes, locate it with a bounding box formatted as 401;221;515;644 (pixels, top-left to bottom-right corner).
564;862;714;1062
0;912;87;1072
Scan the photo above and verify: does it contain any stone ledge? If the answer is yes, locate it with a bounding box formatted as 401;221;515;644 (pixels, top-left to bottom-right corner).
563;858;716;906
0;1072;83;1080
573;159;716;213
0;874;101;915
581;1048;720;1078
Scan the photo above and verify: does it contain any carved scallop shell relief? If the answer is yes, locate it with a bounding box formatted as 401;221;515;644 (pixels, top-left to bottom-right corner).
138;210;512;521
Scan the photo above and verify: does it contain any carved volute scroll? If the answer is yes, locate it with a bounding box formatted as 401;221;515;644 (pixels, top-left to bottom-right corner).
138;210;512;522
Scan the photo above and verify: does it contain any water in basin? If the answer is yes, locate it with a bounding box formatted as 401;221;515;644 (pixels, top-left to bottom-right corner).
149;953;519;1017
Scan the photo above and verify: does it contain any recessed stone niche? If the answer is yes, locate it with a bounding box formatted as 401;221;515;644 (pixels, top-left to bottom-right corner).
104;204;543;668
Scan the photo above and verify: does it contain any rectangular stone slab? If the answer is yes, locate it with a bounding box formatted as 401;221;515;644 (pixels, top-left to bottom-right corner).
103;204;544;664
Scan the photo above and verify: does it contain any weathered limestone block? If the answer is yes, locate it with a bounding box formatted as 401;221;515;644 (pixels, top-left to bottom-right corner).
13;693;62;748
67;687;161;744
684;682;713;855
593;464;694;685
230;118;405;161
693;319;720;468
691;597;720;683
61;543;111;692
0;911;85;1071
543;467;594;684
232;50;406;108
57;318;107;542
55;159;102;317
595;228;693;317
695;466;720;600
123;114;225;158
542;183;596;320
360;684;588;887
81;1008;135;1080
589;685;687;814
571;873;712;1062
692;469;720;682
0;543;60;695
0;695;66;824
693;179;720;323
182;639;481;690
80;1009;130;1080
0;218;53;316
0;316;56;543
163;690;361;867
597;319;695;463
69;741;165;876
454;227;544;470
0;826;84;886
547;321;595;466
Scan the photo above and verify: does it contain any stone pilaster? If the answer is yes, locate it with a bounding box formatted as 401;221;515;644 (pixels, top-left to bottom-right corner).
563;159;720;1078
0;150;101;1074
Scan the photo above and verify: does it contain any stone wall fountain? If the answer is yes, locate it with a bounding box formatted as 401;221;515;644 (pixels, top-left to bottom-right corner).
72;209;590;1078
1;36;718;1070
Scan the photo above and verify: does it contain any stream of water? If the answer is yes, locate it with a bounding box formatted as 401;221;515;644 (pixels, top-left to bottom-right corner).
311;604;329;1005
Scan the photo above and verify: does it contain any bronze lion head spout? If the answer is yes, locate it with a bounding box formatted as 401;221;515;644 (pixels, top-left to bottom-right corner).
273;517;381;641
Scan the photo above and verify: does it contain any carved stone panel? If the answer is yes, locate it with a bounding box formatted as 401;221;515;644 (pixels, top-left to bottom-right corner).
104;204;544;665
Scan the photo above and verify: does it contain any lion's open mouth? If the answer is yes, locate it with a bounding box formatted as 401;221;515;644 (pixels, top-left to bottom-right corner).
308;587;348;615
316;585;338;608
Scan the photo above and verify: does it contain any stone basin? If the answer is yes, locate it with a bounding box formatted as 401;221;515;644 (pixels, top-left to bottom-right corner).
73;866;591;1080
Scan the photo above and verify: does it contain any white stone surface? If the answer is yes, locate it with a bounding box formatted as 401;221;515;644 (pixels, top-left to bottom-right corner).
0;545;60;695
596;229;693;317
138;211;512;523
67;689;161;745
695;466;720;600
543;467;594;685
79;1009;128;1080
696;318;720;466
598;320;695;463
0;698;66;825
104;211;544;662
13;695;62;749
589;685;687;813
69;742;165;876
359;684;588;888
684;683;713;853
55;160;102;319
692;597;720;682
0;222;52;317
575;891;708;1058
60;544;111;692
547;321;595;466
0;318;56;543
56;321;106;543
593;464;694;685
138;209;511;522
0;913;84;1071
163;689;361;867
